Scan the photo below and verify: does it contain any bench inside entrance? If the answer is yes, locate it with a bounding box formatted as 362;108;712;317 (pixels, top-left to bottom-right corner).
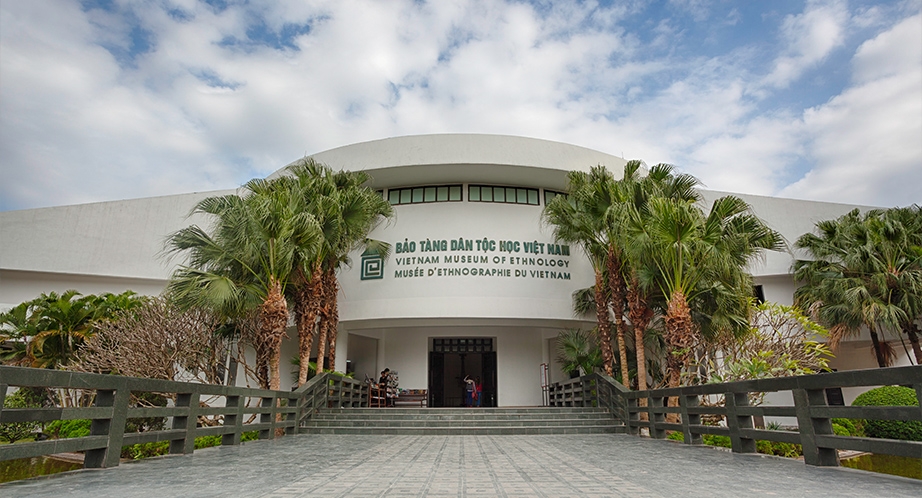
394;389;428;407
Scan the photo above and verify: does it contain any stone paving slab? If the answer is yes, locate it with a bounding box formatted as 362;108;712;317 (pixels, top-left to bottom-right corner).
2;434;920;497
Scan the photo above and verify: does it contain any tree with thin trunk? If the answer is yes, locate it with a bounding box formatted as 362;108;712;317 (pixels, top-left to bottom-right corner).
166;178;322;390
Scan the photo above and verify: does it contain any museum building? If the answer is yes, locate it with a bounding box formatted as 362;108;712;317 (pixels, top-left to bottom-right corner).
0;134;905;407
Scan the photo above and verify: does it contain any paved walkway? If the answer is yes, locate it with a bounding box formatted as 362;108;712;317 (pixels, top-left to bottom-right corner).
2;434;919;497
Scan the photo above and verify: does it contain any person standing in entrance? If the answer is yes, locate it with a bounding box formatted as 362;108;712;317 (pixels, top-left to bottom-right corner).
474;377;483;407
463;375;475;407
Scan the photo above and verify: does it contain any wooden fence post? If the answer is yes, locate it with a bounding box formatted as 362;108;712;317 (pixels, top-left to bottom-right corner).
259;395;276;440
794;388;837;466
648;392;666;439
627;396;640;435
222;395;243;446
170;389;200;455
285;394;299;435
680;394;702;445
84;382;130;468
725;392;755;454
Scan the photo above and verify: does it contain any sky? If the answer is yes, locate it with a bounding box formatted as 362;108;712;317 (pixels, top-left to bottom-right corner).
0;0;919;212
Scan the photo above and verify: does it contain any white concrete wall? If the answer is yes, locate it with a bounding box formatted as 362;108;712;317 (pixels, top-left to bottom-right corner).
347;333;379;383
371;325;548;406
338;195;595;324
0;269;167;311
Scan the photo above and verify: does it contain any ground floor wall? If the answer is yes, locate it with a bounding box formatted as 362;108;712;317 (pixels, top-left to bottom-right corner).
342;324;573;407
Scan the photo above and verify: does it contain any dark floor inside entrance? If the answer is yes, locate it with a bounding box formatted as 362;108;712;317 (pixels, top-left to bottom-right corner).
429;350;497;407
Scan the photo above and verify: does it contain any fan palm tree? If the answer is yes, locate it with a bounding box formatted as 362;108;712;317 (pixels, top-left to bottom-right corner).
166;178;322;390
284;159;393;385
555;328;603;377
795;206;922;366
882;205;922;362
617;161;701;390
544;172;617;378
627;195;783;388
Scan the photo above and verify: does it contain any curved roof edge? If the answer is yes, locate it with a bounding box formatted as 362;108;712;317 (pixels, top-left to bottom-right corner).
270;134;629;189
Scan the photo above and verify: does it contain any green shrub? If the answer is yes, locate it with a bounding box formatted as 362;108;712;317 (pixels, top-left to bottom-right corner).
702;434;731;448
0;389;40;443
120;430;262;460
852;386;922;441
756;440;803;457
831;417;862;437
45;419;91;439
666;430;801;457
664;432;732;447
121;441;169;460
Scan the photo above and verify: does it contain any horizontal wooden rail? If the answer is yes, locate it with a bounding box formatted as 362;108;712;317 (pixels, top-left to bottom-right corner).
0;366;312;469
549;365;922;467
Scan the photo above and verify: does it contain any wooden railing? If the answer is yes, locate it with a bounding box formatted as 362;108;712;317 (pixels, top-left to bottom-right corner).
0;367;372;469
550;366;922;466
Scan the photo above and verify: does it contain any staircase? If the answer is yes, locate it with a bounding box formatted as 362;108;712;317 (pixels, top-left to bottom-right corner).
298;407;624;435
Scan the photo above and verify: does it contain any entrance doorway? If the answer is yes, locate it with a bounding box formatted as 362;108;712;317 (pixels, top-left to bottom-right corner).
428;338;497;407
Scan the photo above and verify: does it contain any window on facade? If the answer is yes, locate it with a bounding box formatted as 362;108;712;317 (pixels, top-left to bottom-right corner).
753;285;766;304
468;185;539;205
432;337;494;353
387;185;462;205
544;190;568;205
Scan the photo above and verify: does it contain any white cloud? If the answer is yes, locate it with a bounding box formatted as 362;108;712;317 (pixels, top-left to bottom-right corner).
763;0;849;88
0;0;919;212
780;14;922;206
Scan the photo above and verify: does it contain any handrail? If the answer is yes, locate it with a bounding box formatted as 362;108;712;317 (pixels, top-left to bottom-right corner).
548;365;922;467
1;366;302;468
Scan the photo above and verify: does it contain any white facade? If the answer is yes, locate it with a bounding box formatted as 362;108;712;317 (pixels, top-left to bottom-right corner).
0;134;911;405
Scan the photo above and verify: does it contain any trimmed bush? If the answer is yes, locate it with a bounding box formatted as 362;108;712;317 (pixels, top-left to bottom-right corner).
831;417;862;437
851;386;922;441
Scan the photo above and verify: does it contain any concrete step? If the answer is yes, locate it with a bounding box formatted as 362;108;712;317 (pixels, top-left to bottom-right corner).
322;407;608;415
298;425;625;436
304;418;619;428
309;413;613;421
300;406;623;435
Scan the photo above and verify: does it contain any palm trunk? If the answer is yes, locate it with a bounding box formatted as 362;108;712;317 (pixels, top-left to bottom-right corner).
664;291;696;388
324;268;339;370
868;326;888;368
254;340;270;390
260;277;289;391
627;275;653;391
593;270;614;377
315;269;330;374
295;267;323;386
606;248;631;387
902;321;922;364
